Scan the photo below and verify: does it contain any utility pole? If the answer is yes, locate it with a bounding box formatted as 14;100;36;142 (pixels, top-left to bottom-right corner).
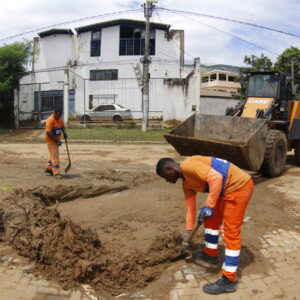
291;60;296;95
142;0;157;131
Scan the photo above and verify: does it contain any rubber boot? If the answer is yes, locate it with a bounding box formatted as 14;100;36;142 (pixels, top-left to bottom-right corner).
45;169;53;176
192;250;218;265
203;275;237;294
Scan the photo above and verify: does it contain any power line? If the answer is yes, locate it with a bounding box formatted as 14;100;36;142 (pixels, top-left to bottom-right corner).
154;7;195;60
164;9;280;56
157;7;300;39
0;8;142;43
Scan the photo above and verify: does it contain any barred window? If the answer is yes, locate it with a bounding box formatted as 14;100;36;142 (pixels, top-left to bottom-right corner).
119;25;155;56
90;69;118;81
91;31;101;57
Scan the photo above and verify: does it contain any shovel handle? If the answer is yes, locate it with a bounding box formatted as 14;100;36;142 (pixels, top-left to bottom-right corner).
185;220;203;244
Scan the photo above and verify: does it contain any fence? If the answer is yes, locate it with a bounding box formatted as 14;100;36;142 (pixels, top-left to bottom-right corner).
16;68;164;128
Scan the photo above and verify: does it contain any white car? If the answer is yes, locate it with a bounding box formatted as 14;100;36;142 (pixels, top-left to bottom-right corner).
80;104;132;122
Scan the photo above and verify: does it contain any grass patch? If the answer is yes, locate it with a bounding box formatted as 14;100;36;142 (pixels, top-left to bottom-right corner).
68;127;170;142
0;127;172;142
0;128;10;136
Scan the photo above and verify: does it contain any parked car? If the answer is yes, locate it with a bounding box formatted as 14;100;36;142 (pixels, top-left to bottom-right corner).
80;104;132;122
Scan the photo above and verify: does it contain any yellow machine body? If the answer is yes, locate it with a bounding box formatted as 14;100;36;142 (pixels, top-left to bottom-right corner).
242;98;275;118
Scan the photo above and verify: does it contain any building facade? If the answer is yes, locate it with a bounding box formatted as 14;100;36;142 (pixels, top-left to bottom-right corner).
18;19;186;122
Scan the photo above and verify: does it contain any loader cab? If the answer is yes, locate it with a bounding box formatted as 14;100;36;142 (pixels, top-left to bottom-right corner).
241;72;294;119
246;72;280;99
245;71;294;101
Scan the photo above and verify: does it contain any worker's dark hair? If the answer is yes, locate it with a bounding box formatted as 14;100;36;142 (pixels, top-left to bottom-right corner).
156;158;174;176
54;109;62;115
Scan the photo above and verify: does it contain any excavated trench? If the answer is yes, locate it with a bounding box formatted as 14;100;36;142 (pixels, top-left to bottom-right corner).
0;184;185;297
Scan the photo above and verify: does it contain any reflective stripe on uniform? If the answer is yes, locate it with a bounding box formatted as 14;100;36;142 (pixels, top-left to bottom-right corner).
223;249;240;273
205;228;219;236
225;249;240;257
222;263;238;273
205;241;218;249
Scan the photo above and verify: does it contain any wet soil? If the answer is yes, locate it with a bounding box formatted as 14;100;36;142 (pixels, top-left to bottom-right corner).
0;143;299;298
0;185;185;297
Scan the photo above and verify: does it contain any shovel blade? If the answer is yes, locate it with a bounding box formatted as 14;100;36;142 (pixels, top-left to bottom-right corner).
65;163;71;174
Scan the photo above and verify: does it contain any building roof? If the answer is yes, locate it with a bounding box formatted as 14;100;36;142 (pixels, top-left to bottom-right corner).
201;69;239;77
38;29;74;38
75;19;171;34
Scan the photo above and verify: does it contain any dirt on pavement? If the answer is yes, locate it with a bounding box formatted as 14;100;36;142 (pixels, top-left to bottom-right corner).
0;142;299;298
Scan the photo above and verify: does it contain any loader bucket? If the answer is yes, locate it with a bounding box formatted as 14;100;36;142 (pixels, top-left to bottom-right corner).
164;113;269;171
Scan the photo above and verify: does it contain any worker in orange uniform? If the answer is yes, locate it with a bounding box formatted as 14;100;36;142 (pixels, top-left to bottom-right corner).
45;110;68;179
156;156;253;295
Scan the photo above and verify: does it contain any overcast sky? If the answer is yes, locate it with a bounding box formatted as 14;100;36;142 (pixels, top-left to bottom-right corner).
0;0;299;66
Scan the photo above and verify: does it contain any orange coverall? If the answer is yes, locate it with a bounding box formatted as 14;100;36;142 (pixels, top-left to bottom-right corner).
181;156;254;281
45;115;65;175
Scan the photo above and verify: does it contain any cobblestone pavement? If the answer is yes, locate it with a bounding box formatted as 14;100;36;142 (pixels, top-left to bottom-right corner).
0;261;92;300
168;228;300;300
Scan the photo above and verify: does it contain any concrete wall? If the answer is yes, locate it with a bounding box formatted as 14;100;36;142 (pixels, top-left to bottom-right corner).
34;34;76;71
199;97;240;115
162;59;201;121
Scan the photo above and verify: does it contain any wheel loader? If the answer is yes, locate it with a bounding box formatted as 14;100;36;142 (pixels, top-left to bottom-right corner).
165;71;300;177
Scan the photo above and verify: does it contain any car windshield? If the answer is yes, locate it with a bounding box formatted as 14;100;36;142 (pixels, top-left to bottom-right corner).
116;104;124;109
247;74;279;98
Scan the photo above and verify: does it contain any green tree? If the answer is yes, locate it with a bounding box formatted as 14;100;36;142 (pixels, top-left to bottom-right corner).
274;46;300;98
241;53;273;73
0;41;32;127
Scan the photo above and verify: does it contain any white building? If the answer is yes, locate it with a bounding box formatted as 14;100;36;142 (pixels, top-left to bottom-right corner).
18;19;189;122
201;69;241;98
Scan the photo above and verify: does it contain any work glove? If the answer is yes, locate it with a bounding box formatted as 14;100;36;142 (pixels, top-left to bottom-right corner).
198;206;214;222
63;132;68;139
55;140;62;147
182;230;192;249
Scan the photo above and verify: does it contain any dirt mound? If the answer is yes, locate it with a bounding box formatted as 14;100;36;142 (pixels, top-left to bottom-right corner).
87;169;158;187
0;185;184;296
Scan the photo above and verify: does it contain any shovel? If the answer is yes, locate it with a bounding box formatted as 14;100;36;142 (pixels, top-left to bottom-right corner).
182;218;203;249
64;137;71;173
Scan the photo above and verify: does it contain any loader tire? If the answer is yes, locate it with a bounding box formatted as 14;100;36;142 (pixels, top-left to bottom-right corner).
260;130;287;177
295;141;300;166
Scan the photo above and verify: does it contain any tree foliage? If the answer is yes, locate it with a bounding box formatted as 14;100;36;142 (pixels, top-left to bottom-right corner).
274;46;300;83
240;53;273;73
0;41;32;127
241;47;300;99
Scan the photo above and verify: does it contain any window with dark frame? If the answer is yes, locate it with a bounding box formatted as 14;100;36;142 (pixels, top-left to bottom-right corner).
219;74;227;81
91;31;101;57
90;69;118;81
119;25;155;56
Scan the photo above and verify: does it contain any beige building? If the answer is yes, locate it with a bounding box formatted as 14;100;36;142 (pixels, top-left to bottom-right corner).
201;69;241;98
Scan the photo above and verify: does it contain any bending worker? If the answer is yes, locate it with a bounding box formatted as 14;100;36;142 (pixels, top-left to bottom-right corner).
45;110;68;179
156;156;253;295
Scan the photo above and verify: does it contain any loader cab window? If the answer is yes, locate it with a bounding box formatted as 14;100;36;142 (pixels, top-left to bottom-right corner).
247;74;279;98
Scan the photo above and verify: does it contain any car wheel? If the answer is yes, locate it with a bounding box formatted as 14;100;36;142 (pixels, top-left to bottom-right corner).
81;115;90;122
113;115;123;122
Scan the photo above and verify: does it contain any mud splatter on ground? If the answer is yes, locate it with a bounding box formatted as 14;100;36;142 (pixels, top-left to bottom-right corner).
0;186;185;297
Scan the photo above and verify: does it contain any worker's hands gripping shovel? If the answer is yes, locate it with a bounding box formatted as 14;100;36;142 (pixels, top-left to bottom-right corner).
181;212;204;250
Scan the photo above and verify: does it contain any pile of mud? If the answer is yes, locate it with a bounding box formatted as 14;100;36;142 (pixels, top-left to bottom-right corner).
0;185;184;296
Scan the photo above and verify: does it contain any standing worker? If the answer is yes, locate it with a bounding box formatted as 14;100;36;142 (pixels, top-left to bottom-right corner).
156;156;254;295
45;110;68;179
